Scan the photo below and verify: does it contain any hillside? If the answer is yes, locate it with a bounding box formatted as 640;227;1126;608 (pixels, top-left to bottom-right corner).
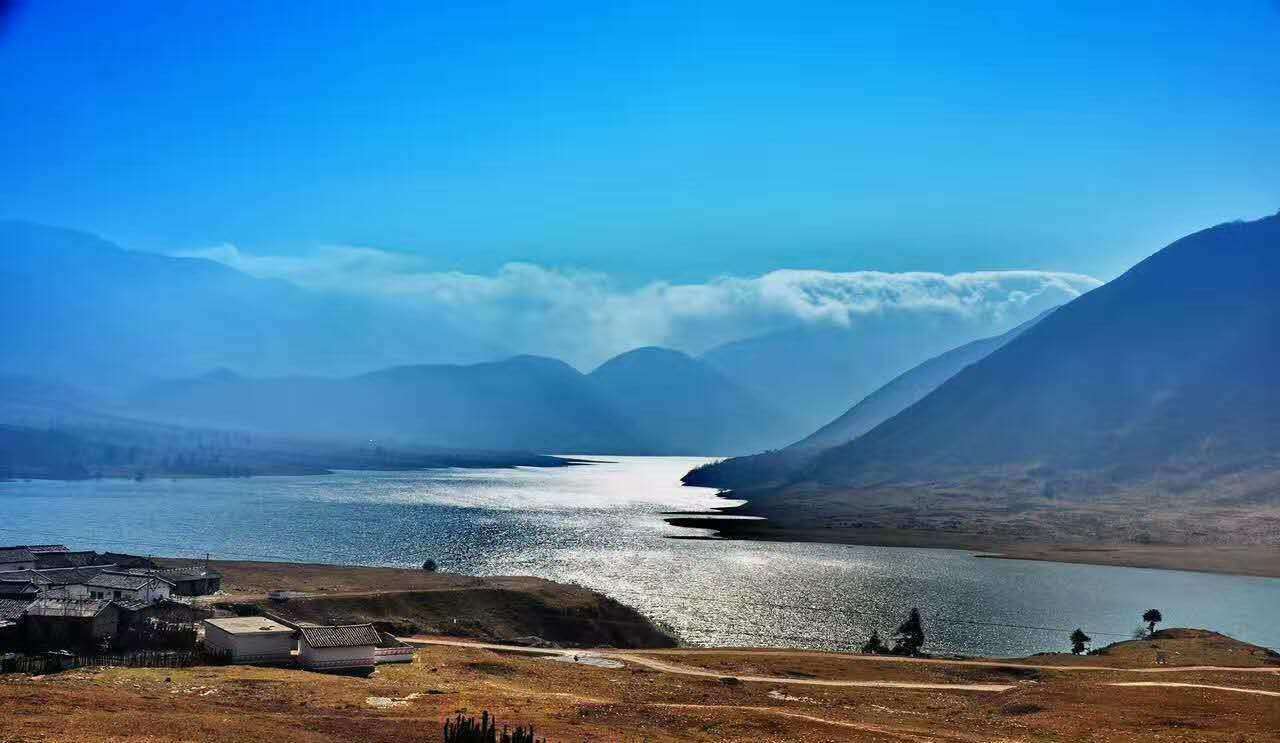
683;312;1051;489
796;310;1050;450
699;294;1070;438
691;215;1280;554
807;214;1280;493
587;347;797;455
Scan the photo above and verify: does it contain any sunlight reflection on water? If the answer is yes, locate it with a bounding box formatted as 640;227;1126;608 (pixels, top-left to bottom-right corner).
4;456;1278;657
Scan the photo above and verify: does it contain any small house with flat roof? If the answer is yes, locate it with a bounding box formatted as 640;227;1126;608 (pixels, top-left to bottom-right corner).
202;617;294;663
297;624;380;671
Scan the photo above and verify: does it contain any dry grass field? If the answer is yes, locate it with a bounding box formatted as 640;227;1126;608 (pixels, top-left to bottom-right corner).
2;634;1279;743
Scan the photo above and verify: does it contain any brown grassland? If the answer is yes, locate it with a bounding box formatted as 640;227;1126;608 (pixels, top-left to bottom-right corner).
3;563;1277;742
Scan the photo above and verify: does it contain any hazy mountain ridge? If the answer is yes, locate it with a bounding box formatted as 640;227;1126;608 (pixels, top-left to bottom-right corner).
698;294;1074;439
131;355;648;454
795;309;1053;450
587;347;798;455
129;348;804;456
0;221;503;391
681;312;1055;489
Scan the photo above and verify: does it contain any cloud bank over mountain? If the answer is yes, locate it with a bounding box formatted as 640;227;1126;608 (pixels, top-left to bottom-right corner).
178;245;1102;369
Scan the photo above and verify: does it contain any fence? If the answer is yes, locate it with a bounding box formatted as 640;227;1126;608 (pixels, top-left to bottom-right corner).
1;647;213;674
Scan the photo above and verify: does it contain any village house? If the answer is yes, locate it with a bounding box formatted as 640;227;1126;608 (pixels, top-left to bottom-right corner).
202;617;295;664
0;598;28;647
151;567;222;597
0;577;41;601
0;548;36;573
297;624;380;672
23;598;120;649
33;550;101;570
68;572;174;603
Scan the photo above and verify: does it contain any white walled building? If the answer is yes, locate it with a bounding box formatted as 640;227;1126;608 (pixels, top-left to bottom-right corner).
69;572;174;603
297;624;380;672
202;617;295;663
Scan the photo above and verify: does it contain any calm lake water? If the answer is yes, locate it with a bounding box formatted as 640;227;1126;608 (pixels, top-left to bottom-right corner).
4;456;1278;657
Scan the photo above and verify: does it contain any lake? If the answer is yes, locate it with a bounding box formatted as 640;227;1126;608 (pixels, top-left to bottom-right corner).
4;455;1278;657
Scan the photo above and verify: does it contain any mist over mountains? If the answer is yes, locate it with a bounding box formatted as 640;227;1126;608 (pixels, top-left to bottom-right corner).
0;221;502;391
694;213;1280;511
1;220;1090;457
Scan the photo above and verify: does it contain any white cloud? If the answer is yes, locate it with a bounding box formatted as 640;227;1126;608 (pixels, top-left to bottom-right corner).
174;245;1102;368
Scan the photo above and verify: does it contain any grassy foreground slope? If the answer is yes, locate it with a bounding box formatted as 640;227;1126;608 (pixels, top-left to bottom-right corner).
3;629;1277;742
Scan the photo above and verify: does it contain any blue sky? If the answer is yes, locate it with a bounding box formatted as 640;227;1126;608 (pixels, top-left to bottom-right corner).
2;0;1277;285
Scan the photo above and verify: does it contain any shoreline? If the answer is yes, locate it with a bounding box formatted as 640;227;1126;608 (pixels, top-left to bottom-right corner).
665;516;1280;579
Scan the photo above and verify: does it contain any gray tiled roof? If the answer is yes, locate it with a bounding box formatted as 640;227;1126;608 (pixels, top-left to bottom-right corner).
27;567;110;586
25;597;113;618
0;548;36;564
0;598;31;621
22;545;70;554
86;572;174;590
299;624;381;649
124;567;222;581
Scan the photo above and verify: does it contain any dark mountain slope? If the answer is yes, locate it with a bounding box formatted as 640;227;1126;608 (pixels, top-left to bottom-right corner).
808;214;1280;492
698;286;1074;439
588;347;797;455
682;312;1053;489
132;356;647;453
796;310;1052;450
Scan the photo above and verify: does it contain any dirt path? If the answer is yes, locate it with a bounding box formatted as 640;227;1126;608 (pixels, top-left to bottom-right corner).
647;703;1004;743
404;637;1015;692
1107;682;1280;697
610;651;1015;691
404;636;1280;694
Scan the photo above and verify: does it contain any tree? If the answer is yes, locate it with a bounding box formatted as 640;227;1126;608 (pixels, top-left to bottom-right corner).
422;559;438;572
1142;609;1162;635
861;630;887;654
1069;628;1091;655
892;608;925;656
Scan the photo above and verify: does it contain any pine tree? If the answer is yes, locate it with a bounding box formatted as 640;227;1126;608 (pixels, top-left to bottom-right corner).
891;608;925;656
1069;628;1091;654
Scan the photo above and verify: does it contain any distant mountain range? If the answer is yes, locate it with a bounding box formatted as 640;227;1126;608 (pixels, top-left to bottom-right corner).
127;348;791;455
5;220;1068;458
0;221;503;391
690;214;1280;514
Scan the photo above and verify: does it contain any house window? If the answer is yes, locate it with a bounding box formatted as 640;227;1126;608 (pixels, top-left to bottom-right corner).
114;590;122;599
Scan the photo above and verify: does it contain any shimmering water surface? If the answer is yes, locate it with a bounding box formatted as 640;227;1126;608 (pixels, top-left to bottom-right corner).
4;456;1278;657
